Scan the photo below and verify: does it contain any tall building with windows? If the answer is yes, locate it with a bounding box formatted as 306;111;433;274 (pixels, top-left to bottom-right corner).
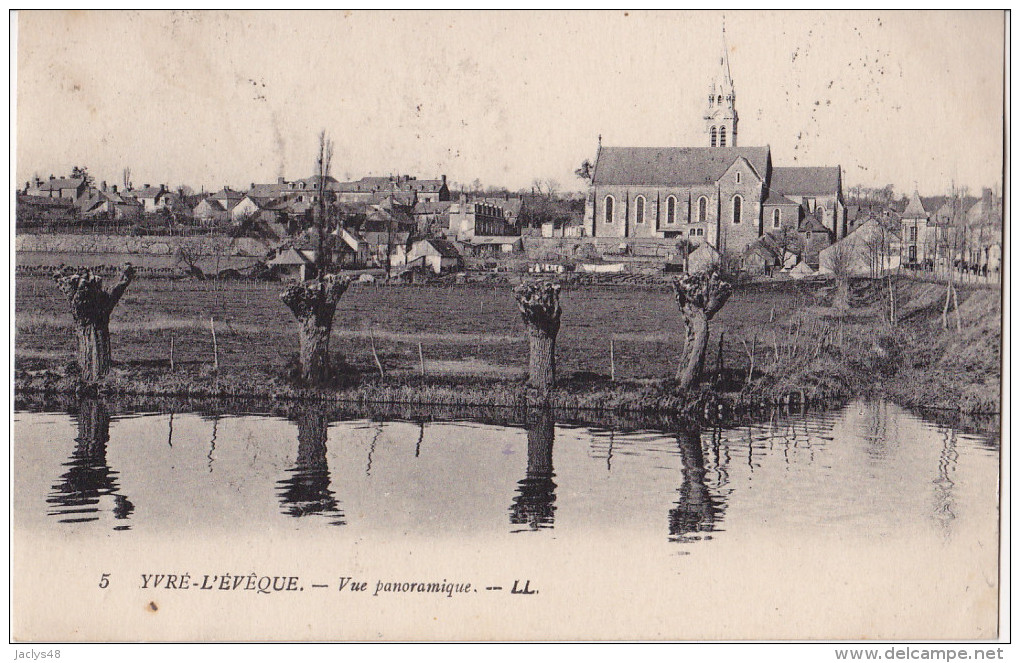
583;26;846;259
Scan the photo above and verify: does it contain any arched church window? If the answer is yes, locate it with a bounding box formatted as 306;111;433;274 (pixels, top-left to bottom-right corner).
698;196;708;223
717;95;722;104
635;196;645;224
604;196;614;223
772;209;781;228
720;126;727;147
710;127;717;147
666;196;677;224
732;195;743;224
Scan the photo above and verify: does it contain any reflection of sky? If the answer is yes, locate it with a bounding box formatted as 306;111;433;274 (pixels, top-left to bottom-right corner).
13;400;999;549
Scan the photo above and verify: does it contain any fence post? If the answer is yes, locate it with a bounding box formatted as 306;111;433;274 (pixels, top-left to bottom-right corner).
610;338;616;381
418;342;426;376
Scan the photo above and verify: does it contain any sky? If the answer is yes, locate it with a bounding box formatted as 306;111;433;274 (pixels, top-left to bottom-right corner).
14;10;1006;196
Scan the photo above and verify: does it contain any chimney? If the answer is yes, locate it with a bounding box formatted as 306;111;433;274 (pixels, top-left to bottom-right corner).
278;177;286;184
101;181;107;191
49;174;55;180
112;185;118;193
144;183;150;189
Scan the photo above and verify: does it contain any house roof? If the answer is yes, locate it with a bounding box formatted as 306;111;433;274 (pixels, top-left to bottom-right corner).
413;200;455;215
799;215;830;234
460;236;523;245
268;247;314;265
131;186;165;199
901;191;928;219
210;187;244;199
592;146;772;187
419;238;462;258
195;198;225;212
37;177;85;191
770;167;840;195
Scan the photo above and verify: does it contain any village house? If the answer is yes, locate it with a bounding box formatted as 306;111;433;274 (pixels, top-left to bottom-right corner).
194;187;245;224
78;184;144;221
447;196;518;241
267;247;316;281
458;235;524;258
26;174;87;200
129;184;169;213
406;238;464;274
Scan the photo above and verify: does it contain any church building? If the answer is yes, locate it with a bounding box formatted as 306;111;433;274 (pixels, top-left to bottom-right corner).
584;27;846;260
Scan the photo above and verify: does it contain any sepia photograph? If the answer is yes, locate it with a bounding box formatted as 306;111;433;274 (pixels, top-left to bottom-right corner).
9;9;1007;650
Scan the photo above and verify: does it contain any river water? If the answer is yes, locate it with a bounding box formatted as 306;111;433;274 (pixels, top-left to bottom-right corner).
12;398;1000;641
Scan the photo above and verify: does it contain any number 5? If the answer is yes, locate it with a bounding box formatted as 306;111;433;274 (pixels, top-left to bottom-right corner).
99;573;110;589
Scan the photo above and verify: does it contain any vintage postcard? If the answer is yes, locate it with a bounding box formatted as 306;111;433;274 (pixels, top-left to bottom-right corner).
10;10;1005;646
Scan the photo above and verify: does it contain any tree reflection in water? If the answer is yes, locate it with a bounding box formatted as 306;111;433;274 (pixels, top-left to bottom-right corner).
47;398;134;529
276;407;345;526
509;407;557;532
669;426;722;542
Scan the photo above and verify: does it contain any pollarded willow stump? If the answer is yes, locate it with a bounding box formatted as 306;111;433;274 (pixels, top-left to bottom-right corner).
514;281;562;402
672;268;732;390
53;264;136;382
280;275;351;385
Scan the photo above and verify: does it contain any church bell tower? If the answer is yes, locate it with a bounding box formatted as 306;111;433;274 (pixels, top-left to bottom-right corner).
704;20;737;148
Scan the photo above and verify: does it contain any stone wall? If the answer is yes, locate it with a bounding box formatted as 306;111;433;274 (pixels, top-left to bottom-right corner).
15;233;273;258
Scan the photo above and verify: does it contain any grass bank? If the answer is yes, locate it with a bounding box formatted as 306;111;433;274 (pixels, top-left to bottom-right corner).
14;275;1001;414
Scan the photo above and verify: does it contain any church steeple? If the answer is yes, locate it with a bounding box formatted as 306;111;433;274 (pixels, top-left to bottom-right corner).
704;18;738;148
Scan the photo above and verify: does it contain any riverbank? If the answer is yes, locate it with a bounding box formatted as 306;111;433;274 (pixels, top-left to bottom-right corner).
14;275;1001;415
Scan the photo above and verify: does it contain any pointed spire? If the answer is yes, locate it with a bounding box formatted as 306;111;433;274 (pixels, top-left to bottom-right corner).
719;16;732;87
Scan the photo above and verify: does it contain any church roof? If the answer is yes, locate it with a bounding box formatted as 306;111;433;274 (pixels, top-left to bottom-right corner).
770;167;840;195
592;146;771;187
762;189;801;206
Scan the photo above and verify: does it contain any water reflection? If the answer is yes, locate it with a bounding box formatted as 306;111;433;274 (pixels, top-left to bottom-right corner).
669;427;723;542
276;408;346;526
509;408;557;532
47;399;134;529
932;427;959;536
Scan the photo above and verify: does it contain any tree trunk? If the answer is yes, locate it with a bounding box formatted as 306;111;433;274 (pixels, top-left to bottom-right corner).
281;275;351;385
298;316;333;385
514;281;562;402
528;331;556;396
676;308;709;387
672;269;732;390
54;265;136;381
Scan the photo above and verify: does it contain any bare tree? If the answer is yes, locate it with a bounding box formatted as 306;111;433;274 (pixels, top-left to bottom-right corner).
122;167;131;191
314;130;335;275
279;130;351;385
53;264;136;381
822;239;855;313
672;269;732;390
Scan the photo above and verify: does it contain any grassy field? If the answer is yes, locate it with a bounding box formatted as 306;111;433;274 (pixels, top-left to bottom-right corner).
14;274;1002;413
